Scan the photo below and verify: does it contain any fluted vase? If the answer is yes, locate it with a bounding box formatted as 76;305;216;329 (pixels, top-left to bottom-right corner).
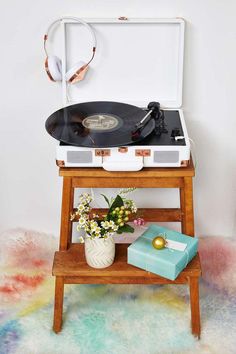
84;236;115;269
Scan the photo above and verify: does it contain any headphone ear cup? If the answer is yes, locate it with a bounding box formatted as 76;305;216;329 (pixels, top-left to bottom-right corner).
45;55;62;82
65;61;89;84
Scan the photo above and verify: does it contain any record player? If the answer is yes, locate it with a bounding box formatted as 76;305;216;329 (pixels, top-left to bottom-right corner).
45;17;190;171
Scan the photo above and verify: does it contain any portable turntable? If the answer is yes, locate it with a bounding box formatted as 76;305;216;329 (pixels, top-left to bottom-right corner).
45;17;190;171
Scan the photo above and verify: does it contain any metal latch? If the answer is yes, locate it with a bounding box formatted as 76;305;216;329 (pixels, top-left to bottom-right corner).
95;149;111;157
118;147;128;153
135;149;151;157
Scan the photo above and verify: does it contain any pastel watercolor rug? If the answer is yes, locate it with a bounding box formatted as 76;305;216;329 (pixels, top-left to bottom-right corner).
0;229;236;354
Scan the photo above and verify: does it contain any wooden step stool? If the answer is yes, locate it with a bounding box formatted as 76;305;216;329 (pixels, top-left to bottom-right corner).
52;159;201;338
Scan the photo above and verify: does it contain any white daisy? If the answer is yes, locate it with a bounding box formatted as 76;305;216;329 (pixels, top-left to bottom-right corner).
78;217;87;227
101;221;110;229
77;204;85;213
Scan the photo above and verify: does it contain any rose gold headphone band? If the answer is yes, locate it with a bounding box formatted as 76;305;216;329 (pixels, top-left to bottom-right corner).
45;57;55;82
87;47;96;65
44;17;97;61
44;35;48;57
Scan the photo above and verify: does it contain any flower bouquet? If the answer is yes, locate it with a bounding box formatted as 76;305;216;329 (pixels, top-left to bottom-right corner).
71;190;138;268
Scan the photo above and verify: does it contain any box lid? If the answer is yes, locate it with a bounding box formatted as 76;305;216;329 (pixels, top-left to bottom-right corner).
61;18;185;108
128;224;198;269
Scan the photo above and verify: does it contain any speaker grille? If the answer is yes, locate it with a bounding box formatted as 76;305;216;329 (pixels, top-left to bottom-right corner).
67;151;93;164
154;151;179;163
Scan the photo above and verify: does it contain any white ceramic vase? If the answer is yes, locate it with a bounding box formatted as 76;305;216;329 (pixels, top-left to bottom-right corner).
84;236;115;269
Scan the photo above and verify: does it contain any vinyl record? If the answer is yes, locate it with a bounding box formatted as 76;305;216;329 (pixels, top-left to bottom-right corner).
45;101;155;148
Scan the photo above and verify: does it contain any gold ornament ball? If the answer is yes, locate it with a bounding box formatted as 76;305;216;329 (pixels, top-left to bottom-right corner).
152;236;166;250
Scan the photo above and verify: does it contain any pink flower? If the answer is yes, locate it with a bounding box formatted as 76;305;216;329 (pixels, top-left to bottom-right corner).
133;218;145;226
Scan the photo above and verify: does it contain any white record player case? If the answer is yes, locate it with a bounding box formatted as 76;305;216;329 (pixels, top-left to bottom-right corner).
54;17;190;171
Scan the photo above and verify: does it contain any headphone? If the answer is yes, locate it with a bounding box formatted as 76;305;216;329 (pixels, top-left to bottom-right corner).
44;17;97;84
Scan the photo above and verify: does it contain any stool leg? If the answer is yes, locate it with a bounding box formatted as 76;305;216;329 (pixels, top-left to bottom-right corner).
180;177;194;236
53;276;64;333
180;186;186;234
189;276;201;338
60;177;74;250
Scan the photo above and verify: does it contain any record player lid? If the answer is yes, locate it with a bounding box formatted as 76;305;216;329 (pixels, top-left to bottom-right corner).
62;18;185;108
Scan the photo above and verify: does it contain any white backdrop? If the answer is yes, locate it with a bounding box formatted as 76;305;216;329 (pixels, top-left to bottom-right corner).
0;0;235;238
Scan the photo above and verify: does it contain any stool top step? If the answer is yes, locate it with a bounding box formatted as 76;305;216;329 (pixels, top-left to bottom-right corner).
59;158;194;178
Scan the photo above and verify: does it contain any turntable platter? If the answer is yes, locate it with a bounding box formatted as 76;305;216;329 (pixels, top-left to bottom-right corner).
45;101;155;148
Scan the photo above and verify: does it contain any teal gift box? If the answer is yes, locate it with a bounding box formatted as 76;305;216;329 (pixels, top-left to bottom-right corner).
127;224;198;280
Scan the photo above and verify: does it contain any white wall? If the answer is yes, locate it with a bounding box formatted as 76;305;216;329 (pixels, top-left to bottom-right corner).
0;0;235;238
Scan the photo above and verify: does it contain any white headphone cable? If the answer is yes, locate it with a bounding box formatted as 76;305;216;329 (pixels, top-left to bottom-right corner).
90;188;104;209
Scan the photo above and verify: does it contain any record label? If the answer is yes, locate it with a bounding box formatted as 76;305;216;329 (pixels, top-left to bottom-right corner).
82;114;121;132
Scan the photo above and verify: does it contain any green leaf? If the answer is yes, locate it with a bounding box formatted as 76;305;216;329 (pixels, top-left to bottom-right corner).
109;195;124;211
116;223;134;234
101;194;110;207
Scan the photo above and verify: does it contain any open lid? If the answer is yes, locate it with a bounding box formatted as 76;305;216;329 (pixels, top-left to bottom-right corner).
61;18;185;108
